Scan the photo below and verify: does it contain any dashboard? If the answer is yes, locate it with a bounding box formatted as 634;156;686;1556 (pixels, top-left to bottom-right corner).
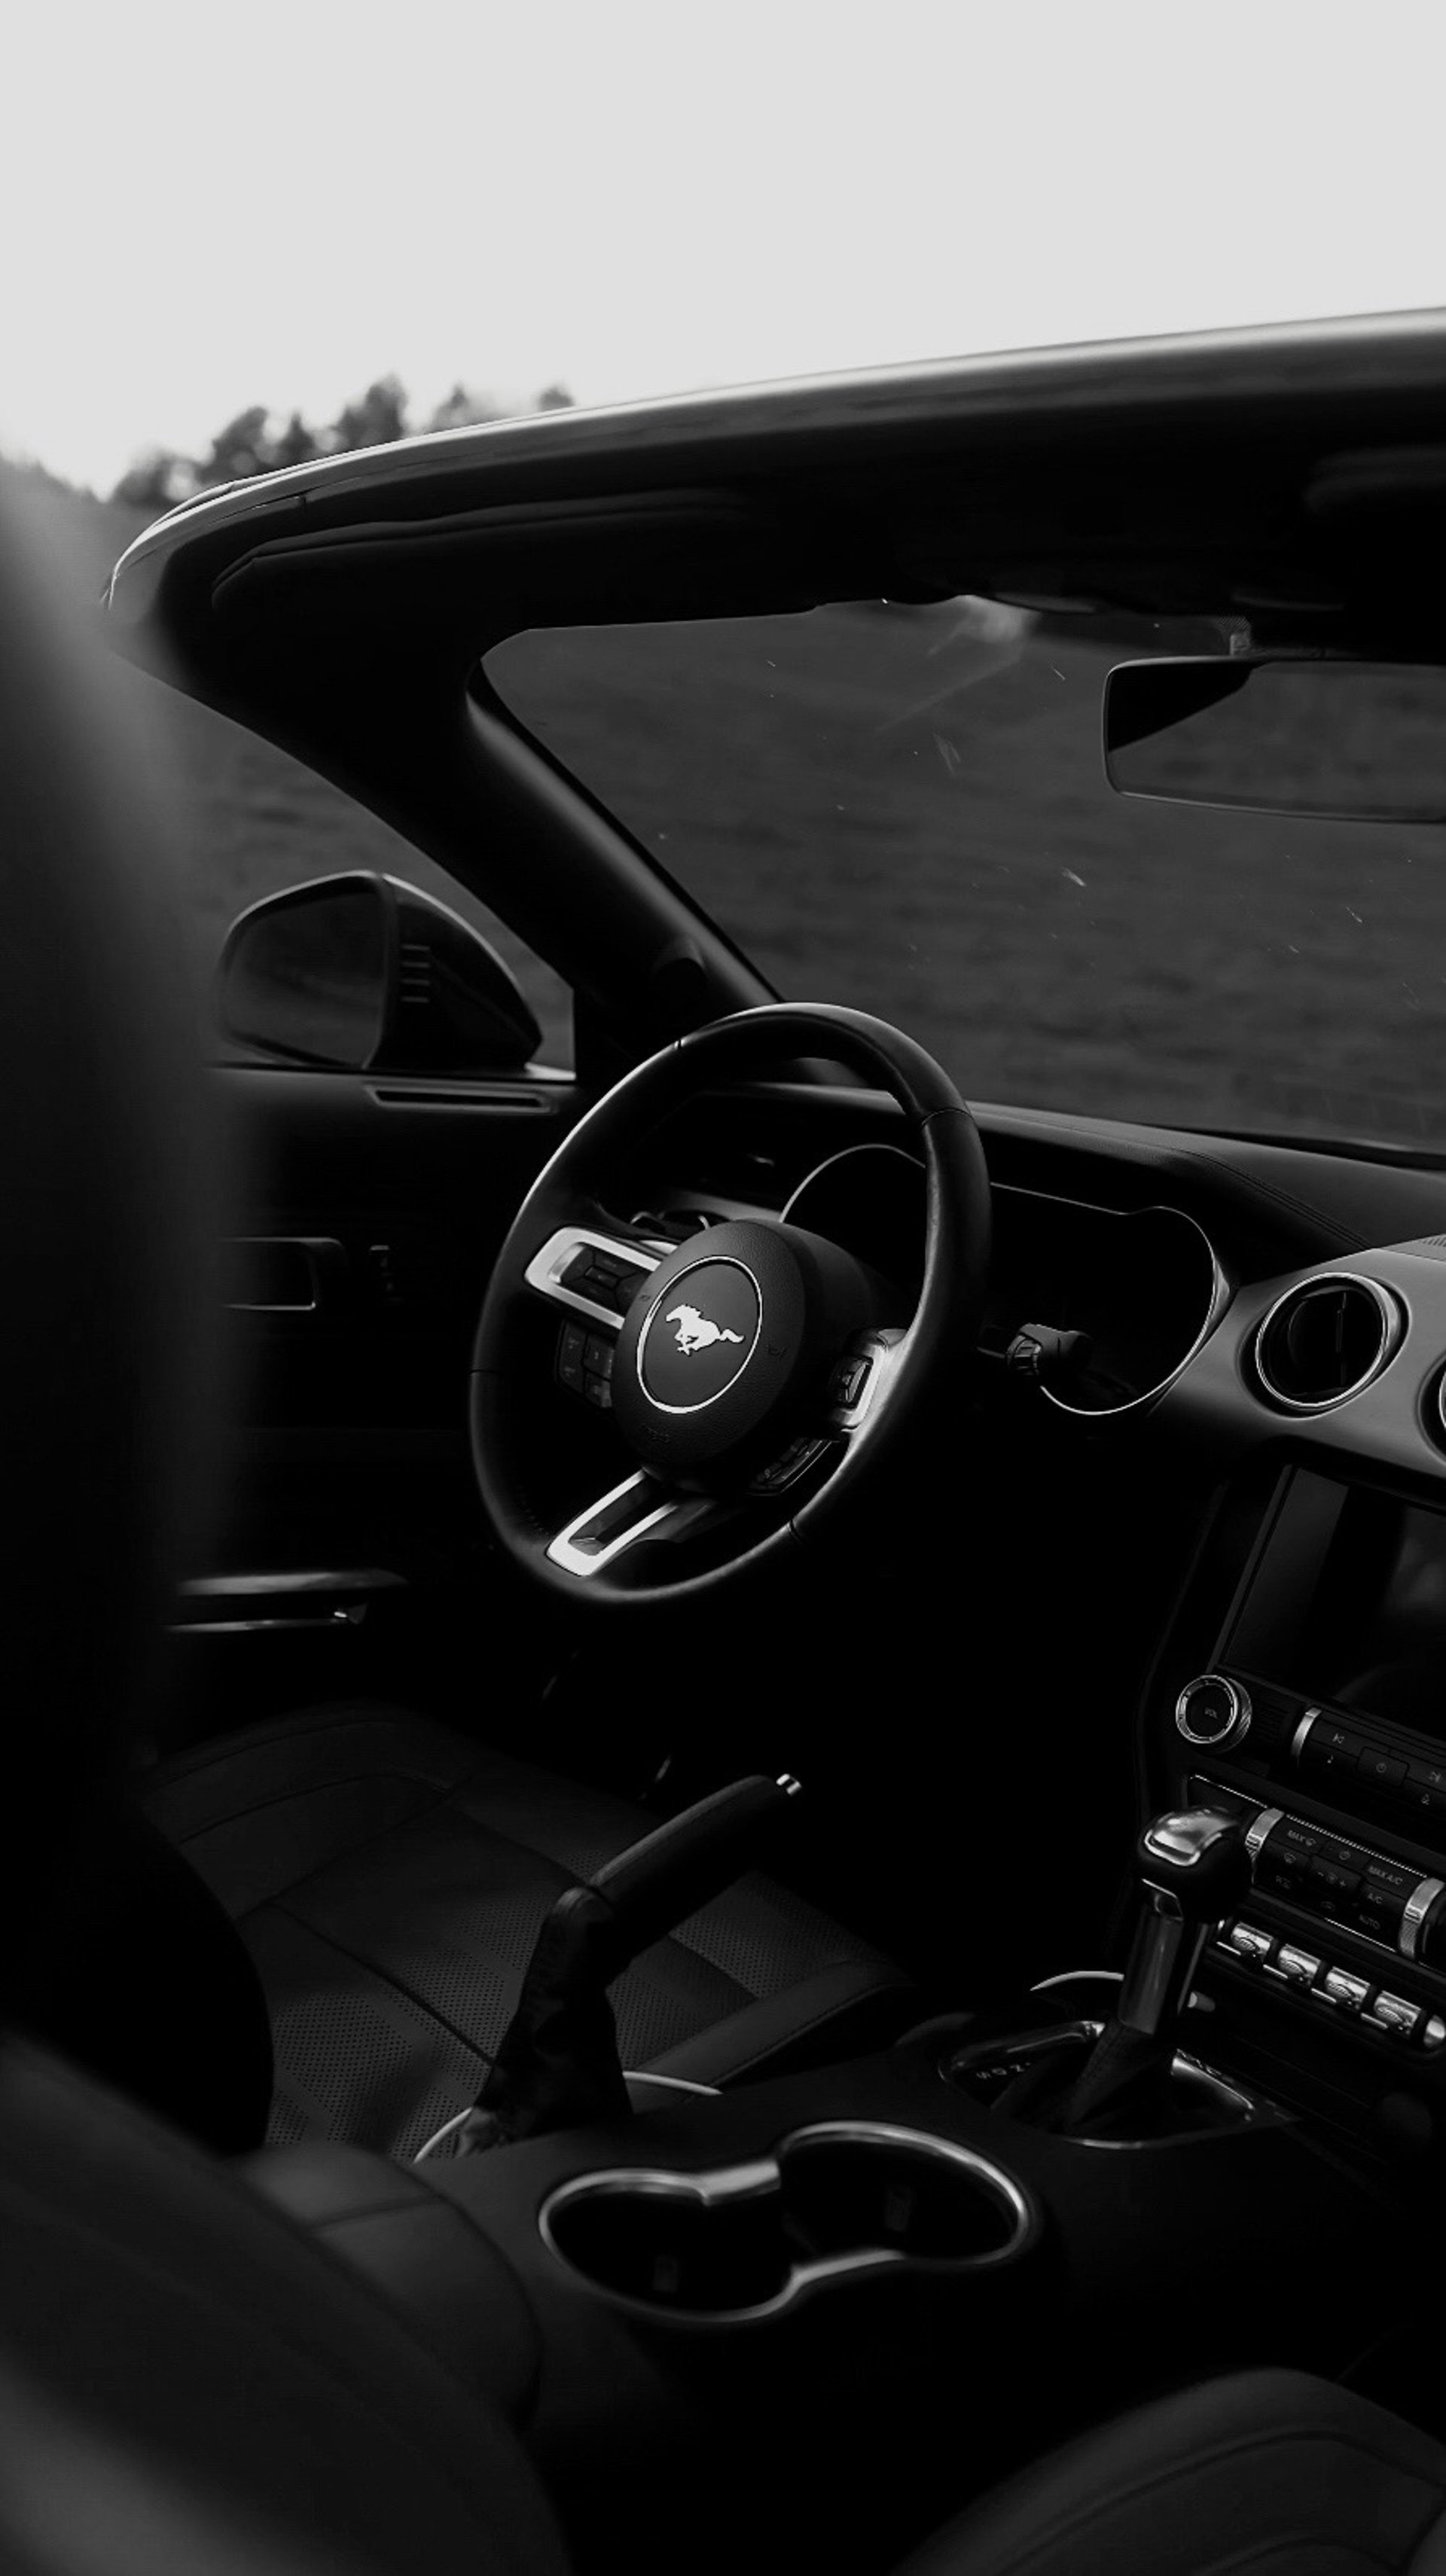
626;1135;1230;1421
215;1048;1446;2157
616;1082;1446;2150
1133;1242;1446;2151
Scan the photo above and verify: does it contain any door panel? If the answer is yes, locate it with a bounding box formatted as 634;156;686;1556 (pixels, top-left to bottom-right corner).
175;1062;582;1737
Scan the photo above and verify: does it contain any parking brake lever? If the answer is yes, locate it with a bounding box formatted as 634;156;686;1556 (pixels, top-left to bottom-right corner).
441;1773;801;2154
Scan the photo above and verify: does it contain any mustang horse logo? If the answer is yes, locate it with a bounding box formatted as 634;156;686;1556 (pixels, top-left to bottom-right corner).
667;1303;744;1356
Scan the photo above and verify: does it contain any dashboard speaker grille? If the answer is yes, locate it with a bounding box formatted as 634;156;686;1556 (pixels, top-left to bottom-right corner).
1253;1273;1400;1413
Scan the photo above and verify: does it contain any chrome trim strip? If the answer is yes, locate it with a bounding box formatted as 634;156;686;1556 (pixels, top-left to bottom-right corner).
538;2120;1038;2323
1245;1807;1283;1859
1402;1878;1444;1962
622;2071;723;2099
1289;1708;1319;1765
545;1471;720;1580
1251;1270;1405;1416
523;1225;659;1331
178;1568;406;1599
780;1141;926;1229
1030;1969;1124;1992
166;1613;362;1635
1041;1205;1230;1421
1174;1673;1252;1749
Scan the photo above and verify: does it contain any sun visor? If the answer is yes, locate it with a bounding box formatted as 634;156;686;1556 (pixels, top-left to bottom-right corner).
204;491;875;660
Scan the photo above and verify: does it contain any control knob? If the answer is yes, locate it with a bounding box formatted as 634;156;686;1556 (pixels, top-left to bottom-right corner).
1175;1671;1252;1751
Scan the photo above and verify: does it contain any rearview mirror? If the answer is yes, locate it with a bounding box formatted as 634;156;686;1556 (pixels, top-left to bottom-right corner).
216;872;543;1074
1103;655;1446;822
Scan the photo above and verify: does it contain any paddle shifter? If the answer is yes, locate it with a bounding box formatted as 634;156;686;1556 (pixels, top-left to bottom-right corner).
1061;1806;1252;2134
441;1773;802;2154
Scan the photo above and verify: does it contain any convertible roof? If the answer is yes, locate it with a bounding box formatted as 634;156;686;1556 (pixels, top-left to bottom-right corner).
111;310;1446;682
102;314;1446;1052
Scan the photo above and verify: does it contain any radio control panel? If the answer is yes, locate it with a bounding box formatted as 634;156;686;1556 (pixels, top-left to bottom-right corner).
1170;1668;1446;1849
1186;1772;1446;2057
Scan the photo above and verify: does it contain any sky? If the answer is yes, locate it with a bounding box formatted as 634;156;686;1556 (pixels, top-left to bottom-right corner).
3;0;1444;495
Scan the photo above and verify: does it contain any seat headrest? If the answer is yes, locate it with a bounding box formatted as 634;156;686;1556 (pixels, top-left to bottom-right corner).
0;474;217;2013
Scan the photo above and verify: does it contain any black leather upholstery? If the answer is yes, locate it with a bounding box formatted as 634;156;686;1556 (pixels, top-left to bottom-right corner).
19;1802;274;2154
144;1703;913;2156
900;2370;1446;2575
0;2038;569;2576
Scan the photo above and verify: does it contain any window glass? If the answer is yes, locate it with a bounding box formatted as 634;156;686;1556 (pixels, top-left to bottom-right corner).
488;606;1446;1152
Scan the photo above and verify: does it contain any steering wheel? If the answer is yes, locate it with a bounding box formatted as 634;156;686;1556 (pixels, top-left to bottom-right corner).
470;1004;990;1607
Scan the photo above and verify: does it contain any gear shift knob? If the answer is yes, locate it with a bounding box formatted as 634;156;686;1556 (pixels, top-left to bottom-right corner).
1137;1807;1254;1919
1118;1806;1252;2040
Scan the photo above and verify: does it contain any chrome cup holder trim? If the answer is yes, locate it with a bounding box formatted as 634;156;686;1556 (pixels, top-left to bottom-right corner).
538;2117;1039;2324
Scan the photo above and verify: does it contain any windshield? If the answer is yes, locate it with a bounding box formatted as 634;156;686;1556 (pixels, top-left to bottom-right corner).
487;605;1446;1155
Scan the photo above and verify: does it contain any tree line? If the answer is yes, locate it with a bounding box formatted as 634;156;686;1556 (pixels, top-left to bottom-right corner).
113;373;575;510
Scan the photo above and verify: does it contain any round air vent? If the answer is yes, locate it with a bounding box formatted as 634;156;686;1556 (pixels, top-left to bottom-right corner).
1252;1273;1402;1413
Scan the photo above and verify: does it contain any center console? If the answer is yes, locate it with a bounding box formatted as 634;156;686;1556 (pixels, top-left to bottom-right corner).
244;1481;1446;2571
254;1999;1413;2576
1146;1459;1446;2142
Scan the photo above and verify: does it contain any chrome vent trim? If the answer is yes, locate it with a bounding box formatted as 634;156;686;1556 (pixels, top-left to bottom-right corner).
1252;1273;1402;1415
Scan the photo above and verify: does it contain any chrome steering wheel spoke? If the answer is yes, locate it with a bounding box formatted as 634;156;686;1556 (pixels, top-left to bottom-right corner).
545;1471;736;1580
523;1224;661;1333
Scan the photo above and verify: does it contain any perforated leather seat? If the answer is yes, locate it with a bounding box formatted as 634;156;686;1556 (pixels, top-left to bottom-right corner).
143;1703;913;2157
898;2369;1446;2576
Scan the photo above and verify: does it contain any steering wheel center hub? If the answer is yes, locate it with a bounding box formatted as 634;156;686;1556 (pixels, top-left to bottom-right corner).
612;1219;819;1480
636;1257;762;1410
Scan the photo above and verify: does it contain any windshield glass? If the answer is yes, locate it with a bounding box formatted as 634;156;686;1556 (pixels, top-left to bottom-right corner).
487;605;1446;1154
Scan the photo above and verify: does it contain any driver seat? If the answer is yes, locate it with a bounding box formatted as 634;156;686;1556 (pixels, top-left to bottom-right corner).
139;1700;913;2157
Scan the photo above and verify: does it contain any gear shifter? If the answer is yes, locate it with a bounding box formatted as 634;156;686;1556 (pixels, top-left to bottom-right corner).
1061;1806;1252;2135
1118;1809;1253;2041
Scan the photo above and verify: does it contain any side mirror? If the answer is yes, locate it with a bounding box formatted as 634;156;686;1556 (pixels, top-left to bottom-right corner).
215;872;543;1075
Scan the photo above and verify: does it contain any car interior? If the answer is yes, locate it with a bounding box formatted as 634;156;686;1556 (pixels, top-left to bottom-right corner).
13;314;1446;2571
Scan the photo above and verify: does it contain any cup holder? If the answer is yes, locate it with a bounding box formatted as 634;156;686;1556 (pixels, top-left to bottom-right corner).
540;2120;1039;2322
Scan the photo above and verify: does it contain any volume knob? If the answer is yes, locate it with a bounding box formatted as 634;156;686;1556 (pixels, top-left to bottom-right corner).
1175;1672;1252;1751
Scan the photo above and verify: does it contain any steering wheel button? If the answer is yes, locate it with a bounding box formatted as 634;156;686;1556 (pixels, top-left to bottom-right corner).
557;1325;585;1391
583;1374;612;1409
583;1334;613;1376
829;1356;871;1409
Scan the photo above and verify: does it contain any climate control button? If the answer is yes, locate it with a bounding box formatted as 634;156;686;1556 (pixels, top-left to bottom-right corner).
1175;1672;1252;1751
1277;1944;1322;1986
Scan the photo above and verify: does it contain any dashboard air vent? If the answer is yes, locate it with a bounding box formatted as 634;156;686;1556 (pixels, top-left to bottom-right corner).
1252;1273;1402;1414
